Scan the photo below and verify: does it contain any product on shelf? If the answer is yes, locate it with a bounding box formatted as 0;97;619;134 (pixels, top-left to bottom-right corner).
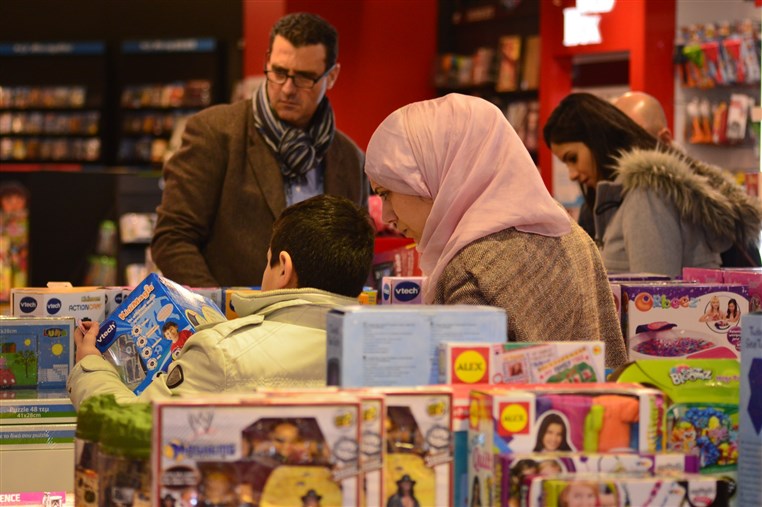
620;281;748;360
74;393;119;506
0;316;74;389
326;305;506;387
380;276;425;305
153;394;362;506
739;312;762;505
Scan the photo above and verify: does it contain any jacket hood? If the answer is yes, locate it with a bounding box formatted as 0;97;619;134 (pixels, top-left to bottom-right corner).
230;287;358;317
613;148;762;247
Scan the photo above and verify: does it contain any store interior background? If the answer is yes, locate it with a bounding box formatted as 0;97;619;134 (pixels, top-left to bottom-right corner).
0;0;760;288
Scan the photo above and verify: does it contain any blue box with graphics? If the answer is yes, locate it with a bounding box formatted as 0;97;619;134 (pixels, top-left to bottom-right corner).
95;273;226;394
380;276;425;304
0;316;75;389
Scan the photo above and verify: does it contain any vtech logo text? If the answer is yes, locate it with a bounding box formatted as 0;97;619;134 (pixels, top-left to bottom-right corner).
394;281;420;302
18;296;38;313
47;298;62;314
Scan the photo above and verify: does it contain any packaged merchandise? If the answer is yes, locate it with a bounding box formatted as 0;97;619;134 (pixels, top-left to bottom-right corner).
97;403;152;506
524;473;735;507
221;287;260;318
613;359;740;474
0;316;74;389
10;286;106;326
499;452;700;507
498;341;606;384
326;305;506;387
94;273;226;394
439;341;606;385
739;312;762;505
467;384;664;506
620;282;748;360
380;276;425;304
74;394;119;506
154;395;362;506
374;387;453;507
451;383;491;507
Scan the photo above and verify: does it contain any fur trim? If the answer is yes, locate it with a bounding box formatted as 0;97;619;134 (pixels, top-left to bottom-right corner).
613;148;762;246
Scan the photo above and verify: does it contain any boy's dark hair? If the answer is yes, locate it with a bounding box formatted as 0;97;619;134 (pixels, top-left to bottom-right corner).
161;321;178;333
269;194;374;297
270;12;338;70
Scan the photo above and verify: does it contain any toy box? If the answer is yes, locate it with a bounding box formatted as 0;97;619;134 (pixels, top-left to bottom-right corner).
0;316;74;389
620;282;748;360
326;305;506;387
467;384;664;507
221;287;260;319
101;286;131;314
95;273;226;394
498;341;606;384
499;452;699;507
380;276;425;305
524;473;734;507
451;383;490;507
438;342;498;385
739;312;762;505
613;359;740;474
153;396;362;506
438;341;607;385
374;387;453;507
607;273;672;282
11;286;106;326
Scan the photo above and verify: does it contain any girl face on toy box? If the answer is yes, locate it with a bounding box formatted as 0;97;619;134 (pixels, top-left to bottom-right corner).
559;482;598;507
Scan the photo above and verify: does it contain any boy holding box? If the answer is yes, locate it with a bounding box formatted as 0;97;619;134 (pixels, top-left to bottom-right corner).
67;195;375;407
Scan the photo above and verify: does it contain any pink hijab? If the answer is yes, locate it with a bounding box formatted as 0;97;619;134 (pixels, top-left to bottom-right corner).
365;94;571;302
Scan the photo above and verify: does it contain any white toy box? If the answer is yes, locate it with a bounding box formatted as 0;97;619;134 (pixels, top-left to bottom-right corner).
153;395;362;506
95;273;226;394
620;282;748;360
11;286;106;326
380;276;425;304
326;305;506;387
0;316;74;389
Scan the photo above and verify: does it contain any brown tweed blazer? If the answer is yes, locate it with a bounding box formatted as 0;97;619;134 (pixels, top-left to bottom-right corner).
433;223;628;369
151;99;367;287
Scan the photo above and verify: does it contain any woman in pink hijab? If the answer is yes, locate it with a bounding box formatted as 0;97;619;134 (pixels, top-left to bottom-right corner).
365;94;626;368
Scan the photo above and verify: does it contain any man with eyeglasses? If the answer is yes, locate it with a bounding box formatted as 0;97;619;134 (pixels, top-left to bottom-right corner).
151;12;367;287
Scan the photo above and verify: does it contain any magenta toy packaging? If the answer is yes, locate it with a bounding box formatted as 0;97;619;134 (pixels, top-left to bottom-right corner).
499;451;699;507
620;282;748;360
467;383;664;506
373;387;453;507
523;473;735;507
153;394;362;506
683;267;762;312
95;273;226;394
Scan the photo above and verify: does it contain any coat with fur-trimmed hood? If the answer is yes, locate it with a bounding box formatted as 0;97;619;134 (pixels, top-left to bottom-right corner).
593;147;762;277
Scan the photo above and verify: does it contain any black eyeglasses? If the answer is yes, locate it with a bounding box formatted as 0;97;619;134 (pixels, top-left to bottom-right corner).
264;65;335;89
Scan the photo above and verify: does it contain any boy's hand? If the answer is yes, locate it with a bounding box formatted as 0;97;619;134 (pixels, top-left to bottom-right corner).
75;320;101;363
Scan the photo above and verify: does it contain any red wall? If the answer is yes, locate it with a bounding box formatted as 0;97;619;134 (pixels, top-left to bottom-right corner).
243;0;438;150
539;0;676;192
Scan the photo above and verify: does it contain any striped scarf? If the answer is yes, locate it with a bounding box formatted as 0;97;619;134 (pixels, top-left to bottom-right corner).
252;83;335;182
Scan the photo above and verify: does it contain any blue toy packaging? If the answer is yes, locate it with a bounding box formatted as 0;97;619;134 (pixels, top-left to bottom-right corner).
95;273;226;394
0;316;74;389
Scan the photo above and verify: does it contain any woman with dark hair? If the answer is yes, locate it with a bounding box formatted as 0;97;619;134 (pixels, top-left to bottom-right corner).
726;298;741;324
533;413;572;452
544;92;762;277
